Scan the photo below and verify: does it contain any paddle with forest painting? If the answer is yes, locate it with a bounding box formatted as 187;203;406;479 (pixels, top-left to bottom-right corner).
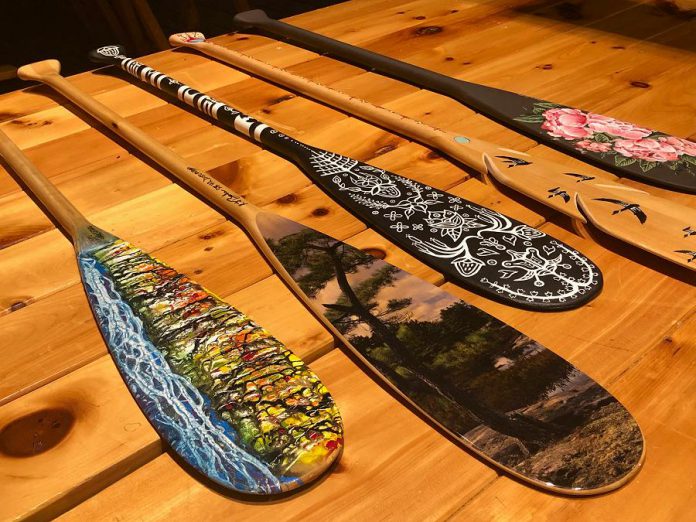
18;58;644;495
168;32;696;274
88;44;604;312
231;9;696;194
0;125;343;496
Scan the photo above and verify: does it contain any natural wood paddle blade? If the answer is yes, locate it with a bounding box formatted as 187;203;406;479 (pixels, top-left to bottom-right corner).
89;45;604;312
482;152;696;269
232;9;696;194
77;234;343;494
255;211;644;495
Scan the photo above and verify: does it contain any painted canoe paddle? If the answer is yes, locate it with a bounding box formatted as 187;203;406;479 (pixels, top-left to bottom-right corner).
88;45;603;312
168;33;696;274
0;125;343;495
232;9;696;194
18;59;644;495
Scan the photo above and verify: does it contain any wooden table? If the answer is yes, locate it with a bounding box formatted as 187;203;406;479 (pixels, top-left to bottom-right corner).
1;0;695;519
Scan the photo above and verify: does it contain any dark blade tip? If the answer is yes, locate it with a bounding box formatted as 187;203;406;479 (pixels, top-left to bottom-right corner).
89;45;128;65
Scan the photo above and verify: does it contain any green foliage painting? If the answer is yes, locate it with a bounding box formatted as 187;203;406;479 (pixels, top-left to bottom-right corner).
257;212;643;491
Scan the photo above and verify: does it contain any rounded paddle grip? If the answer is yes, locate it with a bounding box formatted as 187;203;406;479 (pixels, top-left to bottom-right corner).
169;32;207;47
17;59;61;81
89;45;128;65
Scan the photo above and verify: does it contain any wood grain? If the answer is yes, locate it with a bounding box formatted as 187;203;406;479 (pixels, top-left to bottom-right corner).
1;0;694;519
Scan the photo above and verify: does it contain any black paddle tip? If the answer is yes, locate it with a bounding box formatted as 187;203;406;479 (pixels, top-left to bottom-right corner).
89;45;128;65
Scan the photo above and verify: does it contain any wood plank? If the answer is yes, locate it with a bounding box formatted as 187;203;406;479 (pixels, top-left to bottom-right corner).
0;356;162;521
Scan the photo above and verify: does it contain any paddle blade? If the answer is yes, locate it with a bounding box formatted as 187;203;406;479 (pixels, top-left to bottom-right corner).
479;88;696;193
268;137;602;311
77;236;342;494
483;151;696;271
256;211;643;494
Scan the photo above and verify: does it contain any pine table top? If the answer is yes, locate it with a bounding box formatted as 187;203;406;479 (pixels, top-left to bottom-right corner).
1;0;695;519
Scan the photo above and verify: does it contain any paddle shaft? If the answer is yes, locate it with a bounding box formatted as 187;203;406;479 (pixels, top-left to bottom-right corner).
232;10;507;119
100;51;350;169
232;10;483;101
16;61;260;232
174;36;489;172
0;125;91;242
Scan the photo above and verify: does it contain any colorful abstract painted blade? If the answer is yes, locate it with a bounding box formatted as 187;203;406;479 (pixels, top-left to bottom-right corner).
256;211;644;495
78;239;343;494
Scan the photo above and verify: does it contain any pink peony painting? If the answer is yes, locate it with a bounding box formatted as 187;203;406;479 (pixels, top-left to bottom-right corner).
515;102;696;173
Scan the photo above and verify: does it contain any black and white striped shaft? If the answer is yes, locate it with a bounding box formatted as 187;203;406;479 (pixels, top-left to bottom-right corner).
91;45;272;144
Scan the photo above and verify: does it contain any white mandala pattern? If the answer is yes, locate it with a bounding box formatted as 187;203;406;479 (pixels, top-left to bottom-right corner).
272;133;599;306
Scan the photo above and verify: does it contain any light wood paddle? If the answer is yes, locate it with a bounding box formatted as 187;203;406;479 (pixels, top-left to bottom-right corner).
16;58;645;495
0;123;343;495
169;32;696;273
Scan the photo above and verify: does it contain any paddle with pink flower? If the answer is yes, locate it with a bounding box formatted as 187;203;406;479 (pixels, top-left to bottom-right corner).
232;9;696;193
518;104;696;180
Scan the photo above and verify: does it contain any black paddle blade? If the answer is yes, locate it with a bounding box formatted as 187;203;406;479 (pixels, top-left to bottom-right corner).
263;132;602;311
256;211;643;495
92;45;602;311
78;234;343;494
233;9;696;193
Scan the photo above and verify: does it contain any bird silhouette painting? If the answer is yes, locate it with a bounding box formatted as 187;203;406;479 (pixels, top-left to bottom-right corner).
675;250;696;263
495;155;532;168
547;187;570;203
564;172;595;183
593;198;647;224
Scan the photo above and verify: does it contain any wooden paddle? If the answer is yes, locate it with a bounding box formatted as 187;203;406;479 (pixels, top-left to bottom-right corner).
17;58;645;495
232;9;696;194
0;118;343;496
169;32;696;274
87;44;604;312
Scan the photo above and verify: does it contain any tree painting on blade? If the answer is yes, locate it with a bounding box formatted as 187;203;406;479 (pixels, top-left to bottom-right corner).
257;212;643;490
